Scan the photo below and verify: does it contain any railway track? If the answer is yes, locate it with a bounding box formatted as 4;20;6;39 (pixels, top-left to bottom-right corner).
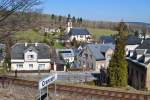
0;75;150;100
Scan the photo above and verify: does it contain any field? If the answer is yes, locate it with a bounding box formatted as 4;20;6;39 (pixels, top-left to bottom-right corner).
88;28;117;40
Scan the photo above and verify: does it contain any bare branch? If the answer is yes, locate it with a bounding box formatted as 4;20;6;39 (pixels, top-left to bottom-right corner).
0;0;41;23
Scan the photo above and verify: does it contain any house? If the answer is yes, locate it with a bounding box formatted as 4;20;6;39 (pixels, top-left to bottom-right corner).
56;49;75;63
43;27;61;33
99;36;115;44
50;48;66;71
127;39;150;90
126;35;142;56
78;43;115;71
51;58;66;71
11;43;51;71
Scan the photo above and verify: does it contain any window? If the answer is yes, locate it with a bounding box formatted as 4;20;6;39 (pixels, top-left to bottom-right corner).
59;51;71;53
17;64;23;68
28;55;34;59
29;64;33;68
38;64;45;69
107;55;111;60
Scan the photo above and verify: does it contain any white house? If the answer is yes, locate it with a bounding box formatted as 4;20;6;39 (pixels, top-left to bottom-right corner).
125;35;142;56
56;49;75;63
43;27;61;33
11;43;51;71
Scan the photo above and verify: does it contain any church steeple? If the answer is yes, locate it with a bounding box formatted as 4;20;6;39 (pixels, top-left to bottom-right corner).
66;19;72;33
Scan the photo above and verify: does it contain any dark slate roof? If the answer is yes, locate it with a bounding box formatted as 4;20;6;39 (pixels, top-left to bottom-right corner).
51;58;65;64
87;44;115;60
127;35;142;45
136;39;150;53
135;49;146;55
69;28;91;36
99;36;115;44
11;43;50;59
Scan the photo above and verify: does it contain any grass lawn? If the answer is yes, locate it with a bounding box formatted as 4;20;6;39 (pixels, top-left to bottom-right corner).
12;29;44;42
88;28;117;40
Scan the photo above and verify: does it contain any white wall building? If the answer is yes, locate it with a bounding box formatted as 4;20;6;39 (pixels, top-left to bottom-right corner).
65;20;92;42
11;43;51;71
56;49;75;63
68;28;92;42
125;35;142;56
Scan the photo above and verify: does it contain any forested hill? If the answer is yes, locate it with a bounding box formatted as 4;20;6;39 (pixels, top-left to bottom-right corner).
0;12;150;35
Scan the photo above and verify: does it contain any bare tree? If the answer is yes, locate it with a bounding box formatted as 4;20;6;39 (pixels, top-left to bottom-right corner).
0;0;41;23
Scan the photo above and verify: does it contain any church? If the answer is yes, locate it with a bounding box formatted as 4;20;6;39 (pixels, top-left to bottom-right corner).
65;19;92;42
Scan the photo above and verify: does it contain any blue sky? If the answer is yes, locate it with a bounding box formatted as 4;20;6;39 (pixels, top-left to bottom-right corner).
41;0;150;23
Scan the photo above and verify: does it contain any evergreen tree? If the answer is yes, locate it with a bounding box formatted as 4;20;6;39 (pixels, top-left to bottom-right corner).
108;21;128;87
67;14;71;22
51;14;55;20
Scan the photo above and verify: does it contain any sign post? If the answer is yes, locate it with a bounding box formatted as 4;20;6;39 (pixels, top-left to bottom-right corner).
38;73;57;100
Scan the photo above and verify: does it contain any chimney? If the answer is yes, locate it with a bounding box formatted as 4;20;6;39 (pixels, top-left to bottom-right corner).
25;43;28;47
35;43;38;47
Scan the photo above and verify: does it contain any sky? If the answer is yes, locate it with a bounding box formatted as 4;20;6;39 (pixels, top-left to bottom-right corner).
41;0;150;23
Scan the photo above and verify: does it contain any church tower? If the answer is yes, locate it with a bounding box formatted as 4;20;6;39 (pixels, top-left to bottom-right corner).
66;19;72;33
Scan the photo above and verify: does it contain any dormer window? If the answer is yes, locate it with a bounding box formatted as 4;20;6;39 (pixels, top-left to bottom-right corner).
28;55;34;59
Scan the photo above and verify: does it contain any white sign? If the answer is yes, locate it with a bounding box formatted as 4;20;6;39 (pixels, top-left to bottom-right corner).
39;74;57;90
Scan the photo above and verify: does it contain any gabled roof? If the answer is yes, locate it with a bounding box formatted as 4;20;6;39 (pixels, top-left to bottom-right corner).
11;43;50;59
69;28;91;36
127;35;142;45
136;39;150;53
127;39;150;66
56;49;74;58
86;43;115;61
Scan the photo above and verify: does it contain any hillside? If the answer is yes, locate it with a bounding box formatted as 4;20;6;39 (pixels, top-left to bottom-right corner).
11;29;44;42
88;28;117;39
0;11;150;35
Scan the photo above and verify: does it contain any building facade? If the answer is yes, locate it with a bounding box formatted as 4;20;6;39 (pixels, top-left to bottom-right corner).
78;43;115;71
11;43;51;71
127;39;150;90
56;49;75;63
